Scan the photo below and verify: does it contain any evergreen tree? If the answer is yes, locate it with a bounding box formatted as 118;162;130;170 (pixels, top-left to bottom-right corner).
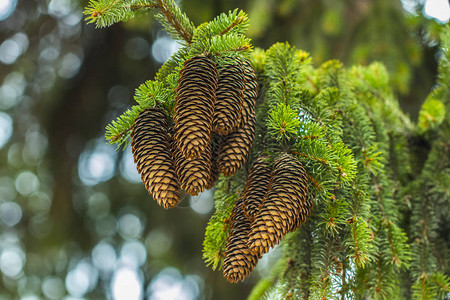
84;0;449;298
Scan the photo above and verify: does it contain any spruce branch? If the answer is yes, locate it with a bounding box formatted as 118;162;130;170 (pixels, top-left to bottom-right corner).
267;103;300;141
307;173;323;191
105;105;142;149
220;15;246;35
348;219;373;267
208;34;252;57
291;150;331;168
84;0;194;44
84;0;156;28
215;9;249;36
202;180;238;270
152;0;194;44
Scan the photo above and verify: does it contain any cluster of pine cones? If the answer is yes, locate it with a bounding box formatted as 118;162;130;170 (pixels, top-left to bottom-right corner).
223;153;313;283
131;54;258;209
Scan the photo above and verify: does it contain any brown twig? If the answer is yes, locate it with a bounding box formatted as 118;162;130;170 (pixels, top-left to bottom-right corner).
290;150;330;167
306;173;322;191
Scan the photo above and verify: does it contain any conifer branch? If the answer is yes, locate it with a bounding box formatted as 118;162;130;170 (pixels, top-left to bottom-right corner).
220;16;246;36
290;150;330;167
153;0;194;43
85;0;156;27
129;3;156;10
307;174;323;190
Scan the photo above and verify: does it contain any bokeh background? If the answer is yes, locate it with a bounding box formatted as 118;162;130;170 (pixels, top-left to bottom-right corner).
0;0;447;299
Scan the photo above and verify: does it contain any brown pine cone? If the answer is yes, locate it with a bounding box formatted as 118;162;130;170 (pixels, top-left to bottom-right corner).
240;59;258;127
204;136;220;190
223;197;261;283
131;108;181;209
173;140;212;196
212;63;245;135
242;156;272;222
173;55;218;159
217;110;256;177
247;153;309;255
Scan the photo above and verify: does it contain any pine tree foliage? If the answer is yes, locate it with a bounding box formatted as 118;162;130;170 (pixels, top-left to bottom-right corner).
85;1;449;298
202;178;239;271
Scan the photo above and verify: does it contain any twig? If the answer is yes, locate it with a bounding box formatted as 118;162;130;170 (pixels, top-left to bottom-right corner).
109;127;133;143
130;3;157;10
290;150;330;167
155;0;193;43
91;0;121;17
220;16;245;36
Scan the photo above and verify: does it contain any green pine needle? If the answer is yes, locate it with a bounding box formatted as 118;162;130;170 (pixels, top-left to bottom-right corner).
267;103;300;141
202;185;237;270
208;9;250;36
84;0;155;28
105;105;143;150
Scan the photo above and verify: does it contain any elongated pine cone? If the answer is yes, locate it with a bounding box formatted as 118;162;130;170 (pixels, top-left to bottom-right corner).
174;55;218;159
242;156;272;222
248;153;309;255
212;62;245;135
204;136;220;190
217;107;256;177
240;59;258;126
223;197;261;283
173;140;213;196
131;108;181;209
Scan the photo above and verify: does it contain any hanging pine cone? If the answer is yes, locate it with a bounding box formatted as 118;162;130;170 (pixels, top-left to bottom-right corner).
242;156;271;222
247;153;309;255
216;108;256;177
223;197;261;283
240;59;258;127
291;190;314;231
173;140;212;196
212;62;245;135
204;135;220;190
173;55;218;159
131;108;181;209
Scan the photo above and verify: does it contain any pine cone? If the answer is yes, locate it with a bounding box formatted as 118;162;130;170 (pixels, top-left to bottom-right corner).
217;109;256;177
173;140;212;196
212;63;245;135
131;108;181;209
242;156;271;222
204;135;220;190
223;197;261;283
291;190;313;231
240;60;258;127
248;153;309;255
174;55;218;159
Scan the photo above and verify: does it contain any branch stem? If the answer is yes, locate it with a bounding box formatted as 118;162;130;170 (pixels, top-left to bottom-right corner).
155;0;193;43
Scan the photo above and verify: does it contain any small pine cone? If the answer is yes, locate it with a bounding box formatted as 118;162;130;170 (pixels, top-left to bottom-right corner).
223;197;261;283
217;110;256;177
173;140;212;196
131;108;181;209
240;60;258;127
174;55;218;159
248;153;309;255
242;156;272;222
212;63;245;135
